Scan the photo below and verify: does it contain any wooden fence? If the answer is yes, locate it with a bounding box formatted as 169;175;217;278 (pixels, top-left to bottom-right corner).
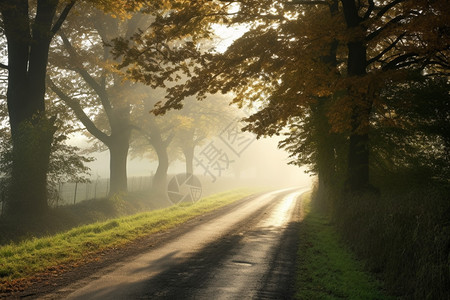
0;176;152;213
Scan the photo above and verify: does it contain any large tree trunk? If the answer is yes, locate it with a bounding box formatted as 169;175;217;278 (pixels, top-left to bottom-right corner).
2;0;60;216
313;100;336;192
152;142;169;196
347;130;369;191
311;97;339;212
107;106;132;195
313;0;340;209
345;41;372;192
108;137;129;195
341;0;372;192
7;118;56;216
50;86;133;197
145;119;172;197
182;146;194;175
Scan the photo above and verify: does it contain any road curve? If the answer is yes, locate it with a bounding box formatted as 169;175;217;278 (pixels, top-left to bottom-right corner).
41;187;308;299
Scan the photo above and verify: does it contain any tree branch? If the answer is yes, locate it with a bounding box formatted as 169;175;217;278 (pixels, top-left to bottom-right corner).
382;52;418;71
160;124;176;134
376;0;405;18
366;14;405;41
363;0;374;20
59;31;114;120
51;0;76;37
130;124;153;144
194;133;206;145
0;63;8;70
163;131;176;147
47;77;111;146
367;33;405;65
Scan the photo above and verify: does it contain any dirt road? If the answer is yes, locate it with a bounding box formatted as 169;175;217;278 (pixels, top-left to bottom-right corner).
40;187;307;299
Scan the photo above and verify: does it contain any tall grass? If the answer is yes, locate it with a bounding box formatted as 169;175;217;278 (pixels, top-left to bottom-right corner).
330;181;450;299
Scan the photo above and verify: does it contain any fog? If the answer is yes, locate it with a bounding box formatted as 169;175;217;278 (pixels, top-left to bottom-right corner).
70;127;312;191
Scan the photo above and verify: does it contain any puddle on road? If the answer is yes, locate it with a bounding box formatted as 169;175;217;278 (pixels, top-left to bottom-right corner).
231;260;254;267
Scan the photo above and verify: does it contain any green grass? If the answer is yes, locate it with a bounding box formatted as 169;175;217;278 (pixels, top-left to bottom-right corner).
295;192;391;300
0;188;258;282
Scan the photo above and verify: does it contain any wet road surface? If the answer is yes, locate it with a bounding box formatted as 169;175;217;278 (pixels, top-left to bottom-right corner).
41;187;308;299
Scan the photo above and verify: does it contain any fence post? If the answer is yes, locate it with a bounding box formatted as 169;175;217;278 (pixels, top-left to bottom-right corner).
1;190;5;216
73;182;78;204
57;182;61;207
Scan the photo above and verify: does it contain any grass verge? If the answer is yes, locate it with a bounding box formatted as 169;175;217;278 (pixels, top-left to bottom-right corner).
0;188;258;282
295;192;391;300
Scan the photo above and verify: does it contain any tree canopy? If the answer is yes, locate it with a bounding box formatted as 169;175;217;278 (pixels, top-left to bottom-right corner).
114;0;449;193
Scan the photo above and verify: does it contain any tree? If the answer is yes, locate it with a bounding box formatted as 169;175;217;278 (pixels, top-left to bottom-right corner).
171;94;236;176
280;0;345;203
0;103;93;209
115;1;349;195
370;76;450;184
0;0;154;216
50;1;216;196
0;0;76;216
47;8;146;196
337;0;449;191
114;0;449;194
129;89;177;196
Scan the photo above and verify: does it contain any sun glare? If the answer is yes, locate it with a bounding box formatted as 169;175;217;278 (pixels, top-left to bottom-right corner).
212;23;249;53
